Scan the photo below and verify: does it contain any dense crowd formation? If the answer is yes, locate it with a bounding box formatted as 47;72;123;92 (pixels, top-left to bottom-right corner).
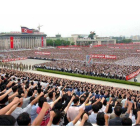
0;68;140;126
1;44;140;80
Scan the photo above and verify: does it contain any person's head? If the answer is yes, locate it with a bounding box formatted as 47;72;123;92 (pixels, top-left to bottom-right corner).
96;112;105;126
17;95;23;107
48;92;53;99
107;105;113;114
118;94;122;99
52;111;61;125
73;96;79;105
30;97;36;105
92;104;100;113
53;102;63;111
0;93;8;104
114;106;122;117
97;102;103;110
0;115;16;126
103;99;107;106
80;96;86;104
28;89;33;97
12;86;18;92
31;81;34;86
38;97;47;108
123;95;126;99
17;112;31;126
121;117;132;126
37;88;42;94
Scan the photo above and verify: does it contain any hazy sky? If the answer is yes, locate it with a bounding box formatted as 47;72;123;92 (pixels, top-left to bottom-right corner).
0;0;140;37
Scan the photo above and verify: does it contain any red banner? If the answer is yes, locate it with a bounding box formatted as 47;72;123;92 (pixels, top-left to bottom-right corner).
2;57;27;62
10;37;14;49
90;54;116;59
35;52;50;55
126;69;140;80
137;50;140;52
41;37;44;47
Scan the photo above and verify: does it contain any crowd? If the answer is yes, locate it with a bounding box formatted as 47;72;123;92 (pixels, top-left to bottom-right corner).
0;45;140;80
0;68;140;126
34;61;140;80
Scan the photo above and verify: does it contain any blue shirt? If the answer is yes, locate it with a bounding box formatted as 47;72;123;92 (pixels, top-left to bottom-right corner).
30;104;38;124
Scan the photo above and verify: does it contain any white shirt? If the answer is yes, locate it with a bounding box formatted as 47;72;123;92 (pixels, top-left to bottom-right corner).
11;104;32;120
88;112;97;124
121;99;127;107
67;104;85;121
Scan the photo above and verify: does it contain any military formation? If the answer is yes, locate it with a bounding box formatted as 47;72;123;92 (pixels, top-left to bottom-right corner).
0;61;34;71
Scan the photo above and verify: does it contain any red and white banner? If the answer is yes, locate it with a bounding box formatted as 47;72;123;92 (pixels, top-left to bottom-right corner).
109;46;133;49
35;52;50;55
137;50;140;52
59;48;81;50
126;69;140;80
21;27;33;34
2;57;27;62
90;54;117;59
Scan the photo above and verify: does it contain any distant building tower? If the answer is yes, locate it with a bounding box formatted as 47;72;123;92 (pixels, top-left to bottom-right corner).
56;34;61;38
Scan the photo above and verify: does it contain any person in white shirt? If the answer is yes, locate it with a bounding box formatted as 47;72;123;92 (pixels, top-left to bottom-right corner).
67;93;92;122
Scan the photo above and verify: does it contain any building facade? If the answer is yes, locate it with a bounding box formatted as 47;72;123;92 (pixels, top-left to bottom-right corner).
47;34;74;44
0;27;46;50
71;34;116;46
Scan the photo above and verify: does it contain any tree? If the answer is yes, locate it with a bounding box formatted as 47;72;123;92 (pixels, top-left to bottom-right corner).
116;39;132;44
88;31;96;39
46;39;53;46
71;42;75;45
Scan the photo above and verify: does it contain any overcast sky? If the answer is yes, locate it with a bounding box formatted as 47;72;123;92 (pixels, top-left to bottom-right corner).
0;0;140;37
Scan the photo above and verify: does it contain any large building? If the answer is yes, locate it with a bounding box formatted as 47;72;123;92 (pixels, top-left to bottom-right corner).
0;26;47;50
72;34;116;46
47;33;116;46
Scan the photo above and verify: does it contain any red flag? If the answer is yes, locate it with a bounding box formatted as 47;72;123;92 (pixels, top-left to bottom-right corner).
41;37;44;47
10;37;14;49
21;27;33;34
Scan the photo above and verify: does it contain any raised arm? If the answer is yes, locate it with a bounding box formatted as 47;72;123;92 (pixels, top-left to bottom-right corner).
126;101;133;115
0;97;20;115
64;96;75;114
136;110;140;125
8;91;18;101
92;98;101;106
79;113;89;126
104;114;109;126
51;96;62;109
30;92;44;106
5;103;19;115
47;111;56;126
105;97;112;113
0;88;12;101
83;93;92;105
71;108;84;125
32;102;50;126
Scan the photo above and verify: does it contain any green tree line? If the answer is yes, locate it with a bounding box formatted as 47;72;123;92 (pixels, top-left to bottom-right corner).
116;39;132;44
46;39;75;46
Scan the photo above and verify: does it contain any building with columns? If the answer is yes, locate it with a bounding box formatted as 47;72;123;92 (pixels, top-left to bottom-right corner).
0;26;46;50
71;34;116;46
